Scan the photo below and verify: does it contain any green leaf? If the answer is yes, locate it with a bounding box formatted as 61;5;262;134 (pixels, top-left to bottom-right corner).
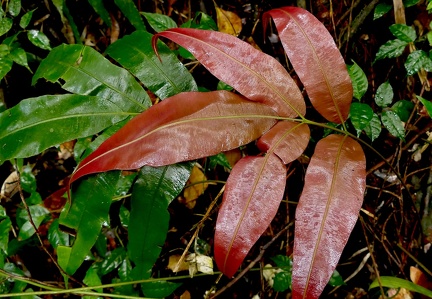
375;81;393;108
389;24;416;42
381;110;405;140
350;102;374;131
208;152;232;170
107;30;197;100
329;270;345;287
101;247;127;275
19;9;35;29
4;263;27;293
141;12;177;32
370;276;432;298
375;39;407;62
347;60;368;100
9;47;31;72
0;55;12;80
364;113;382;141
58;172;120;275
47;219;69;249
403;0;420;7
88;0;111;27
273;272;291;292
417;95;432;117
374;3;392;20
27;30;51;50
0;44;9;57
392;100;414;122
114;0;145;31
217;80;234;91
33;44;151;112
20;165;36;193
141;281;182;298
0;17;13;36
405;50;432;76
0;207;11;254
128;163;192;287
181;12;217;31
0;94;133;163
16;205;50;240
271;255;293;270
8;0;21;17
83;266;102;299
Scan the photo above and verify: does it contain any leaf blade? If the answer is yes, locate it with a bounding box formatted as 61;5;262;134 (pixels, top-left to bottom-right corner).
215;154;286;277
106;30;197;99
153;28;305;118
292;135;366;299
265;7;353;123
33;44;151;113
71;91;278;183
257;121;310;164
0;94;131;162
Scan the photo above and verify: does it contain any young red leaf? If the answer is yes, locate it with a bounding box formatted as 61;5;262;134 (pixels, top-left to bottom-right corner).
264;7;353;123
153;28;305;118
257;121;310;164
70;91;277;184
215;153;286;277
292;134;366;299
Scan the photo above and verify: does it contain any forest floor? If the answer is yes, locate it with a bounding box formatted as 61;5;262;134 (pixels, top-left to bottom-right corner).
1;0;432;298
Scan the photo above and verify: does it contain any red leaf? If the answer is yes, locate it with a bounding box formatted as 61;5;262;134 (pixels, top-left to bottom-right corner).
257;121;310;164
70;91;277;184
264;7;352;123
153;28;305;118
214;154;286;277
292;134;366;299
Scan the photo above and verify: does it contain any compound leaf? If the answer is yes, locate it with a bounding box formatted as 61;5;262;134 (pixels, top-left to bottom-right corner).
264;7;353;123
71;91;277;184
292;134;366;299
153;28;305;118
215;154;286;277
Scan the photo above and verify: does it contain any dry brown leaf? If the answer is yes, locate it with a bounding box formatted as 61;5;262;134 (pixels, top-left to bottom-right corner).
410;266;432;291
58;140;75;160
167;254;189;273
1;171;19;200
224;148;242;168
179;164;208;209
216;7;242;36
180;290;191;299
381;288;412;299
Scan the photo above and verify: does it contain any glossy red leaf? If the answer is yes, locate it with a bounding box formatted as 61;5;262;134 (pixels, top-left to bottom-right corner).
70;91;277;184
292;134;366;299
153;28;305;118
264;7;352;123
257;121;310;164
214;153;286;277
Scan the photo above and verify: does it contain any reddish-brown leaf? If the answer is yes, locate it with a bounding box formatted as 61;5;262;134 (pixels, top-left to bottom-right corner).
292;134;366;299
257;121;310;164
70;91;277;184
214;154;286;277
264;7;352;123
153;28;305;118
